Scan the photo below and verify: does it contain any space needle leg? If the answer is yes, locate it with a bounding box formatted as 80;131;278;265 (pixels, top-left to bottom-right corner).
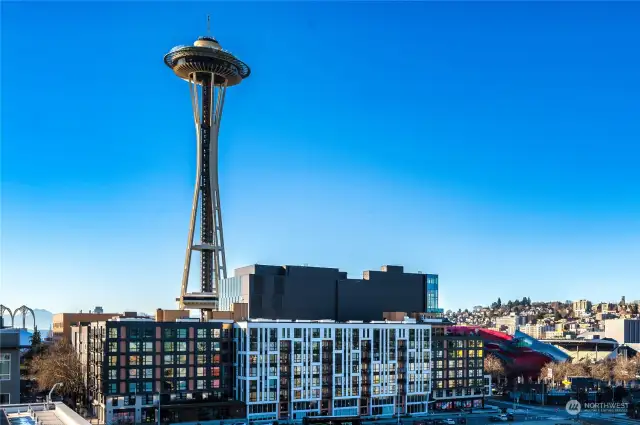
179;74;203;309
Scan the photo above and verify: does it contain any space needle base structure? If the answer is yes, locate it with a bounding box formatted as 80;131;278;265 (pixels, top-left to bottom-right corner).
164;34;250;320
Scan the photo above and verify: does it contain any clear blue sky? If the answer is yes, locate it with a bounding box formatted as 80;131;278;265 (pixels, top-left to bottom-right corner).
2;2;639;314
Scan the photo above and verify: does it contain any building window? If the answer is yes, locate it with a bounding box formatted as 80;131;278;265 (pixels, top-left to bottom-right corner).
143;368;153;379
143;342;153;352
108;342;118;352
164;342;175;352
212;329;220;338
197;380;206;389
108;369;117;380
143;382;153;392
108;328;118;339
0;354;11;380
177;329;187;339
108;356;117;367
196;367;206;377
197;354;206;364
197;329;207;338
129;369;139;378
177;381;187;391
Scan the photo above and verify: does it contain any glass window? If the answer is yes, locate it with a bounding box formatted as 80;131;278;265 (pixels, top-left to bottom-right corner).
176;342;187;352
177;329;187;339
197;329;207;338
164;342;175;352
108;328;118;339
212;329;220;338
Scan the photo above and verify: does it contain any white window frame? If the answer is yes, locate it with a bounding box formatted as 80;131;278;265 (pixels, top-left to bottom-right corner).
0;353;11;380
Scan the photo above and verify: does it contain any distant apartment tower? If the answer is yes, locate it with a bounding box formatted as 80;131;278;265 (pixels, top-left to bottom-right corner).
495;314;527;335
604;318;640;344
234;319;432;422
572;300;592;316
71;317;244;425
219;264;439;321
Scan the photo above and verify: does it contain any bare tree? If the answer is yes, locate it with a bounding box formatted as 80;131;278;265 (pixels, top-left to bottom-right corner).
565;360;590;377
613;356;640;385
30;340;85;398
590;359;613;384
484;353;505;384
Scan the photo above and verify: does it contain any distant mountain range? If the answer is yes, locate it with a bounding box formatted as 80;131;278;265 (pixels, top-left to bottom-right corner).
2;308;53;331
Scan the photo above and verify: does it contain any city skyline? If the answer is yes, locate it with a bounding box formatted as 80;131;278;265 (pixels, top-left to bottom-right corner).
2;2;639;313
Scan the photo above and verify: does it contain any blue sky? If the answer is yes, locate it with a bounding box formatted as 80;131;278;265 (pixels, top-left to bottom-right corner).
2;2;639;314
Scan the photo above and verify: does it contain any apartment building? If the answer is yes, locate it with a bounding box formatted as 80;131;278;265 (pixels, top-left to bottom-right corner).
429;323;487;411
572;300;592;316
72;317;244;425
234;319;432;423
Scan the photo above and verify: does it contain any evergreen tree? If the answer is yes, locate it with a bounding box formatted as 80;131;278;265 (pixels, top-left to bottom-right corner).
30;326;42;349
497;297;502;308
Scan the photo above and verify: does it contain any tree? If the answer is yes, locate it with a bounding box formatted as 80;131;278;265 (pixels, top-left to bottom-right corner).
497;298;502;308
613;357;638;385
29;340;85;399
554;311;562;321
30;326;42;350
484;353;505;384
590;360;613;384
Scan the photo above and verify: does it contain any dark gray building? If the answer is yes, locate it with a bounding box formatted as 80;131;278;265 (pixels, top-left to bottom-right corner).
0;329;21;404
218;264;439;321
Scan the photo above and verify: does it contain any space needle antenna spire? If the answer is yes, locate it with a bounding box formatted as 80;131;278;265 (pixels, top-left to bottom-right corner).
164;27;251;321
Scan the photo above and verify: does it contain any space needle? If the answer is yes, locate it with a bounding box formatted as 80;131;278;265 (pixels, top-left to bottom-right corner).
164;22;250;320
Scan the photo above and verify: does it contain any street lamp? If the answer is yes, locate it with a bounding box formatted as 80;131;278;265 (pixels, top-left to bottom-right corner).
47;382;63;407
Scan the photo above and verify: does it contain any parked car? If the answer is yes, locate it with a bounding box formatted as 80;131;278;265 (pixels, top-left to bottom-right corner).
489;415;508;422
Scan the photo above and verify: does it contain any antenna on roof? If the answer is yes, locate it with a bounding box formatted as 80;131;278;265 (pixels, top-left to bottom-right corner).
207;15;211;36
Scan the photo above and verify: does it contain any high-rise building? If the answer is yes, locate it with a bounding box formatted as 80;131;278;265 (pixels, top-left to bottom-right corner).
234;319;432;422
218;264;439;321
572;300;592;316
